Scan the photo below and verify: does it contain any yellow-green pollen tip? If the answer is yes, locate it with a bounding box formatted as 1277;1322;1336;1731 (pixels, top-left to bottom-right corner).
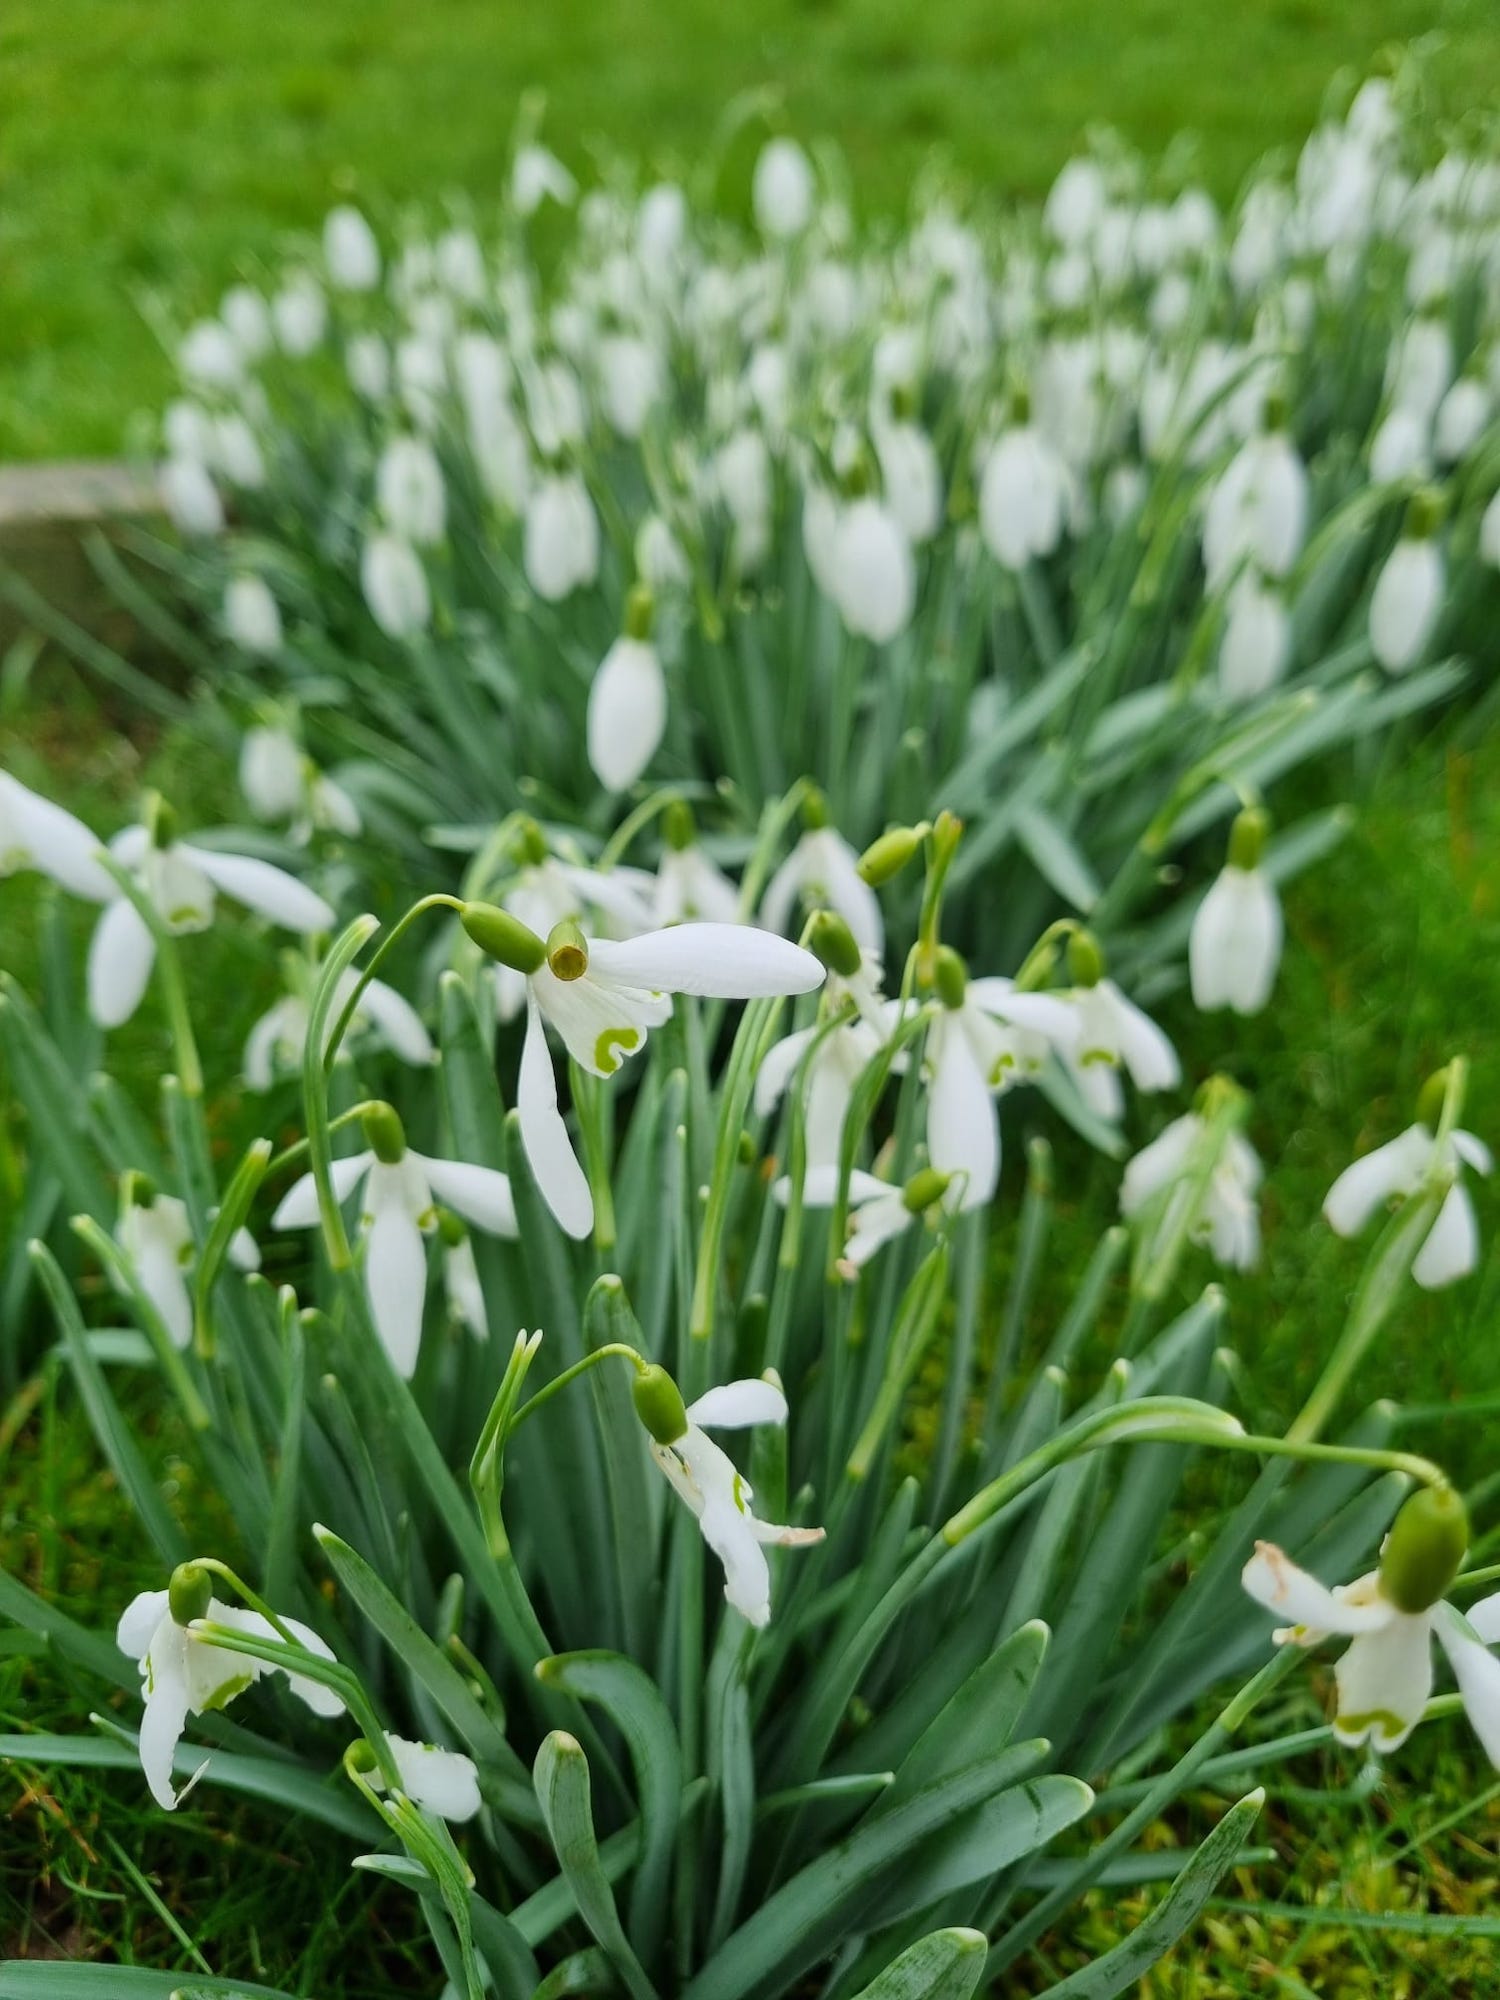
546;918;589;982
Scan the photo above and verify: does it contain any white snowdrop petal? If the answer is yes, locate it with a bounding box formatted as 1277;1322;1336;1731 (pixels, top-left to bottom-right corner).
517;997;594;1239
1322;1126;1432;1236
388;1737;483;1820
1412;1182;1479;1289
1434;1606;1500;1767
418;1156;518;1238
88;898;158;1029
687;1379;788;1429
587;925;824;1000
271;1152;374;1230
183;848;335;935
1333;1618;1433;1750
363;1183;429;1380
927;1014;1000;1211
1242;1544;1394;1635
587;638;667;793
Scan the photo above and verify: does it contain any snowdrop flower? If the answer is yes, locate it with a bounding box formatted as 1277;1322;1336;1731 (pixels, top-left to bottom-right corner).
787;1165;951;1271
1189;807;1283;1015
223;574;284;656
361;532;431;638
1387;316;1454;425
178;320;244;393
87;801;336;1029
240;725;361;841
1369;405;1431;484
715;429;774;574
979;421;1070;570
116;1187;258;1350
1243;1485;1500;1766
365;1735;482;1821
324;206;381;291
874;419;944;545
272;1103;517;1376
461;905;824;1237
587;587;667;793
524;471;600;601
1323;1072;1491;1289
828;497;916;644
243;963;431;1090
1370;507;1444;672
632;1366;824;1626
1435;377;1489;464
118;1566;343;1810
1202;423;1309;589
1219;573;1292;700
762;809;883;955
0;772;114;900
272;275;327;356
755;1007;886;1177
436;227;485;303
220;286;273;362
753;139;815;240
1045;158;1108;247
376;435;446;546
1120;1107;1263;1271
346;332;391;402
636;513;692;593
211;413;266;491
513;144;577;216
598;333;661;438
652;802;742;926
1058;931;1180;1123
481;829;656;1023
160;456;224;537
396;334;447;432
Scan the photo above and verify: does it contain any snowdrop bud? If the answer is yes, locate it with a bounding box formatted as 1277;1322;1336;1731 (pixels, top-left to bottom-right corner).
753;139;815;240
857;824;927;887
1378;1485;1468;1613
932;946;967;1010
224;574;283;656
830;498;915;643
1219;574;1291;701
160;456;224;537
808;910;862;979
240;726;303;821
1067;929;1105;988
632;1363;688;1446
346;333;391;402
273;277;327;356
460;901;547;973
179;321;244;391
902;1167;951;1214
324;206;382;290
362;1101;407;1166
360;533;430;638
512;144;577;217
588;622;666;793
638;183;688;263
168;1562;213;1627
221;286;272;360
1370;510;1445;673
376;436;446;545
525;473;599;601
546;919;589;982
1435;377;1489;464
1370;405;1431;484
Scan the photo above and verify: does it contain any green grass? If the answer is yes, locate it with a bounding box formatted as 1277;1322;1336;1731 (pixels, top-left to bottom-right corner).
5;0;1500;459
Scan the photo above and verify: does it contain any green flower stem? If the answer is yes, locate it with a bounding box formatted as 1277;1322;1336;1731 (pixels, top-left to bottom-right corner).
68;1215;212;1432
689;994;785;1348
570;1062;618;1256
323;891;464;1072
505;1343;646;1438
267;1099;385;1179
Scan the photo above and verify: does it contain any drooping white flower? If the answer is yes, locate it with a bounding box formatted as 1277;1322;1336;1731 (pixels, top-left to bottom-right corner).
1369;533;1444;672
116;1191;259;1350
346;332;391;402
1218;573;1292;701
1434;377;1489;464
1045;158;1108;247
376;436;447;546
652;803;742;926
361;532;431;638
784;1165;947;1269
715;429;774;575
587;593;667;794
874;420;944;545
117;1569;344;1810
1386;316;1454;425
1189;810;1283;1015
220;286;273;361
272;1106;517;1376
1120;1111;1263;1270
244;965;432;1091
524;472;600;602
1369;405;1431;484
636;1369;824;1626
598;333;662;439
272;275;327;356
636;513;692;594
240;726;361;842
324;206;382;291
211;413;266;491
1323;1106;1491;1290
87;814;336;1030
435;227;485;303
1243;1491;1500;1767
755;1016;887;1176
462;907;824;1238
367;1735;482;1821
513;144;577;217
753;139;815;240
223;574;284;657
178;321;244;393
1058;942;1181;1123
828;498;916;644
0;773;114;900
440;1224;488;1341
979;425;1070;570
1202;428;1309;589
761;822;883;956
160;456;224;537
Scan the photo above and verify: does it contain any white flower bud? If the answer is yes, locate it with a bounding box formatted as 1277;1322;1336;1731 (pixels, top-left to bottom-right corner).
598;334;661;438
1434;378;1489;465
179;321;244;391
376;435;446;545
875;421;943;545
523;473;599;602
1370;536;1444;672
240;726;305;821
1218;574;1292;701
361;532;431;638
1044;158;1107;246
346;332;391;401
587;636;667;792
829;499;915;644
159;457;224;537
272;277;327;356
324;206;382;291
1370;406;1431;484
752;139;814;240
221;286;272;361
637;183;688;265
224;575;283;656
636;513;691;592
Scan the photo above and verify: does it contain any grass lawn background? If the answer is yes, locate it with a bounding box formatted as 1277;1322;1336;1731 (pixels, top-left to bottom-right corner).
4;0;1500;1990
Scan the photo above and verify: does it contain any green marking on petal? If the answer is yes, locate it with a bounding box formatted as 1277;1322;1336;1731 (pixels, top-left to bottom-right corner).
198;1670;255;1713
1336;1706;1409;1742
595;1025;642;1073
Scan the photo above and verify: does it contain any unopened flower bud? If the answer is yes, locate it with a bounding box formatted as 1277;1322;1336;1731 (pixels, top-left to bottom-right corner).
663;799;697;852
362;1101;407;1165
1067;928;1105;989
460;901;547;973
632;1363;688;1445
902;1167;951;1213
546;919;589;982
809;909;862;979
1379;1484;1468;1613
1227;805;1271;871
168;1562;213;1627
857;823;928;887
929;809;963;865
933;945;967;1010
623;583;654;642
345;1738;380;1775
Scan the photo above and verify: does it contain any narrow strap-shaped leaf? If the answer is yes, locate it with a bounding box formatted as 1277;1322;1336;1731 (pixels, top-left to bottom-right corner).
845;1927;988;2000
0;1963;299;1997
533;1732;660;2000
878;1619;1049;1815
534;1948;623;2000
1021;1789;1265;1997
877;1771;1095;1928
536;1652;682;1963
1012;803;1100;913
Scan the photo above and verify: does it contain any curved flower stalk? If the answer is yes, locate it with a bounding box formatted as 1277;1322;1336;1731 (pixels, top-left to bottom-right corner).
88;802;336;1029
632;1365;824;1627
272;1102;517;1375
244;961;433;1090
1243;1486;1500;1763
1323;1067;1491;1288
462;904;824;1236
0;771;114;900
118;1564;343;1810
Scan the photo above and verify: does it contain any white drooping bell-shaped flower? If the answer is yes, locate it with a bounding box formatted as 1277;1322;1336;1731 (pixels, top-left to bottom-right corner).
633;1366;824;1627
1218;573;1292;701
160;457;225;537
361;533;431;638
524;472;600;602
1120;1107;1264;1271
1044;157;1108;247
221;286;272;361
1323;1071;1491;1290
118;1565;344;1811
512;144;577;216
272;275;327;356
652;803;742;926
1434;377;1490;464
244;958;431;1090
323;206;381;291
587;587;667;793
1386;316;1454;426
367;1734;483;1822
0;772;114;900
211;413;266;491
1201;423;1309;589
979;422;1070;570
598;333;662;439
1058;931;1180;1124
636;513;691;594
239;725;361;842
1189;808;1283;1016
116;1188;258;1351
715;430;774;574
273;1103;517;1376
761;810;883;955
346;332;391;402
376;435;446;546
1370;504;1444;672
1369;405;1431;484
874;420;944;545
828;497;916;644
752;139;815;240
223;574;283;656
178;320;244;393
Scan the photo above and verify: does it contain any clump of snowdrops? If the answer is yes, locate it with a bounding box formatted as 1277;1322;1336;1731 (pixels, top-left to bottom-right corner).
2;57;1500;2000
